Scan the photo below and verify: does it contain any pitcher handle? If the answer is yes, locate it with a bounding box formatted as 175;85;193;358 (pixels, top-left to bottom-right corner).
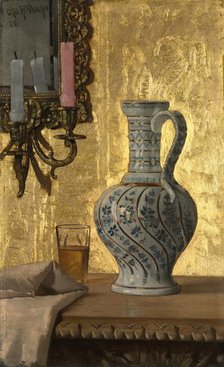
151;110;187;203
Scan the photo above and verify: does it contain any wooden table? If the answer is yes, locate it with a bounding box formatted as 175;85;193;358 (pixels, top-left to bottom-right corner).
48;274;224;367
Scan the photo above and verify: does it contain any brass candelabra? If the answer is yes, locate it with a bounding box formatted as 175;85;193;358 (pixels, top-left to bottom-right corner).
0;101;86;197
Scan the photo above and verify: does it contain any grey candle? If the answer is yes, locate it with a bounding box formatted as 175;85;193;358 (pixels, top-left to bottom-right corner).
9;59;25;123
30;56;48;93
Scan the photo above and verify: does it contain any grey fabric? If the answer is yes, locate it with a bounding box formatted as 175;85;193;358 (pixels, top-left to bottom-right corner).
0;261;88;367
0;262;53;298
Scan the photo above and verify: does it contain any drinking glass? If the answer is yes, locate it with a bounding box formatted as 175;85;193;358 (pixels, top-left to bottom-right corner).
56;224;90;282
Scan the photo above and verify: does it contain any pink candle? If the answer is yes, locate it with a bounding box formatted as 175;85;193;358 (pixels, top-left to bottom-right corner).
60;42;76;107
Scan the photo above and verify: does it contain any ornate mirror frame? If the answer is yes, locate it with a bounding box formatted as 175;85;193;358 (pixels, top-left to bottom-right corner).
63;0;93;123
0;0;93;126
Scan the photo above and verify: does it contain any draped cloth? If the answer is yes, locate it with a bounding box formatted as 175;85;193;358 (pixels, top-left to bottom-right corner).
0;261;88;367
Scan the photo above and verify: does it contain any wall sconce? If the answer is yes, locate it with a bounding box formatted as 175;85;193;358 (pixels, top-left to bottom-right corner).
0;103;86;197
0;0;93;197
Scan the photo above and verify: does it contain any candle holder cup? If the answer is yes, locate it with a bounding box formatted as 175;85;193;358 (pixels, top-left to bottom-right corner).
9;122;27;145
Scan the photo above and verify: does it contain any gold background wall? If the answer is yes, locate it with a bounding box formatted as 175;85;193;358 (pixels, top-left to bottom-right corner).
0;0;224;275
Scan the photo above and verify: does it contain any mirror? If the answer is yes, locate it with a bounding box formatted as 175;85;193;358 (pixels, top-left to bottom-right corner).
0;0;61;96
0;0;93;122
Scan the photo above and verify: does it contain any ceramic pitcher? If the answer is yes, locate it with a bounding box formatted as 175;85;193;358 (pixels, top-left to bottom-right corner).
94;101;197;295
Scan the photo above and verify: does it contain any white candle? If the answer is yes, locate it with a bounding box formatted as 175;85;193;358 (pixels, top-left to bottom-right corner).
30;56;48;93
9;59;25;123
60;42;76;107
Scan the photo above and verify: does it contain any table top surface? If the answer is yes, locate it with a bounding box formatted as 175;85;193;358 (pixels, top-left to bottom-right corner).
62;273;224;322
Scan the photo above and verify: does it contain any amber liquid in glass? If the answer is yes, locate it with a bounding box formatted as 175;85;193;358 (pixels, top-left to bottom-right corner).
58;246;89;282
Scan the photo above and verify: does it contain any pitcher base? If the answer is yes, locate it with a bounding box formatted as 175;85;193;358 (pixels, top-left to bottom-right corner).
111;283;181;296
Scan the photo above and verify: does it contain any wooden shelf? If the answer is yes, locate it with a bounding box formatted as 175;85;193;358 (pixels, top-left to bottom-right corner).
55;273;224;342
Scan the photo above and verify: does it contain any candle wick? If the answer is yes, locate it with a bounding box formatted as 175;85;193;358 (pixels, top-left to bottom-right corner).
14;51;18;60
34;51;37;59
65;31;68;43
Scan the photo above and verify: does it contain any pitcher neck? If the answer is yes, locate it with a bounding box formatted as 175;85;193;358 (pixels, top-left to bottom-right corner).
122;115;162;184
121;101;170;185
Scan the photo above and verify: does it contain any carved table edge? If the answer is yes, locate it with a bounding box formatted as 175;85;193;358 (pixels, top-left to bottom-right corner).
55;320;224;342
